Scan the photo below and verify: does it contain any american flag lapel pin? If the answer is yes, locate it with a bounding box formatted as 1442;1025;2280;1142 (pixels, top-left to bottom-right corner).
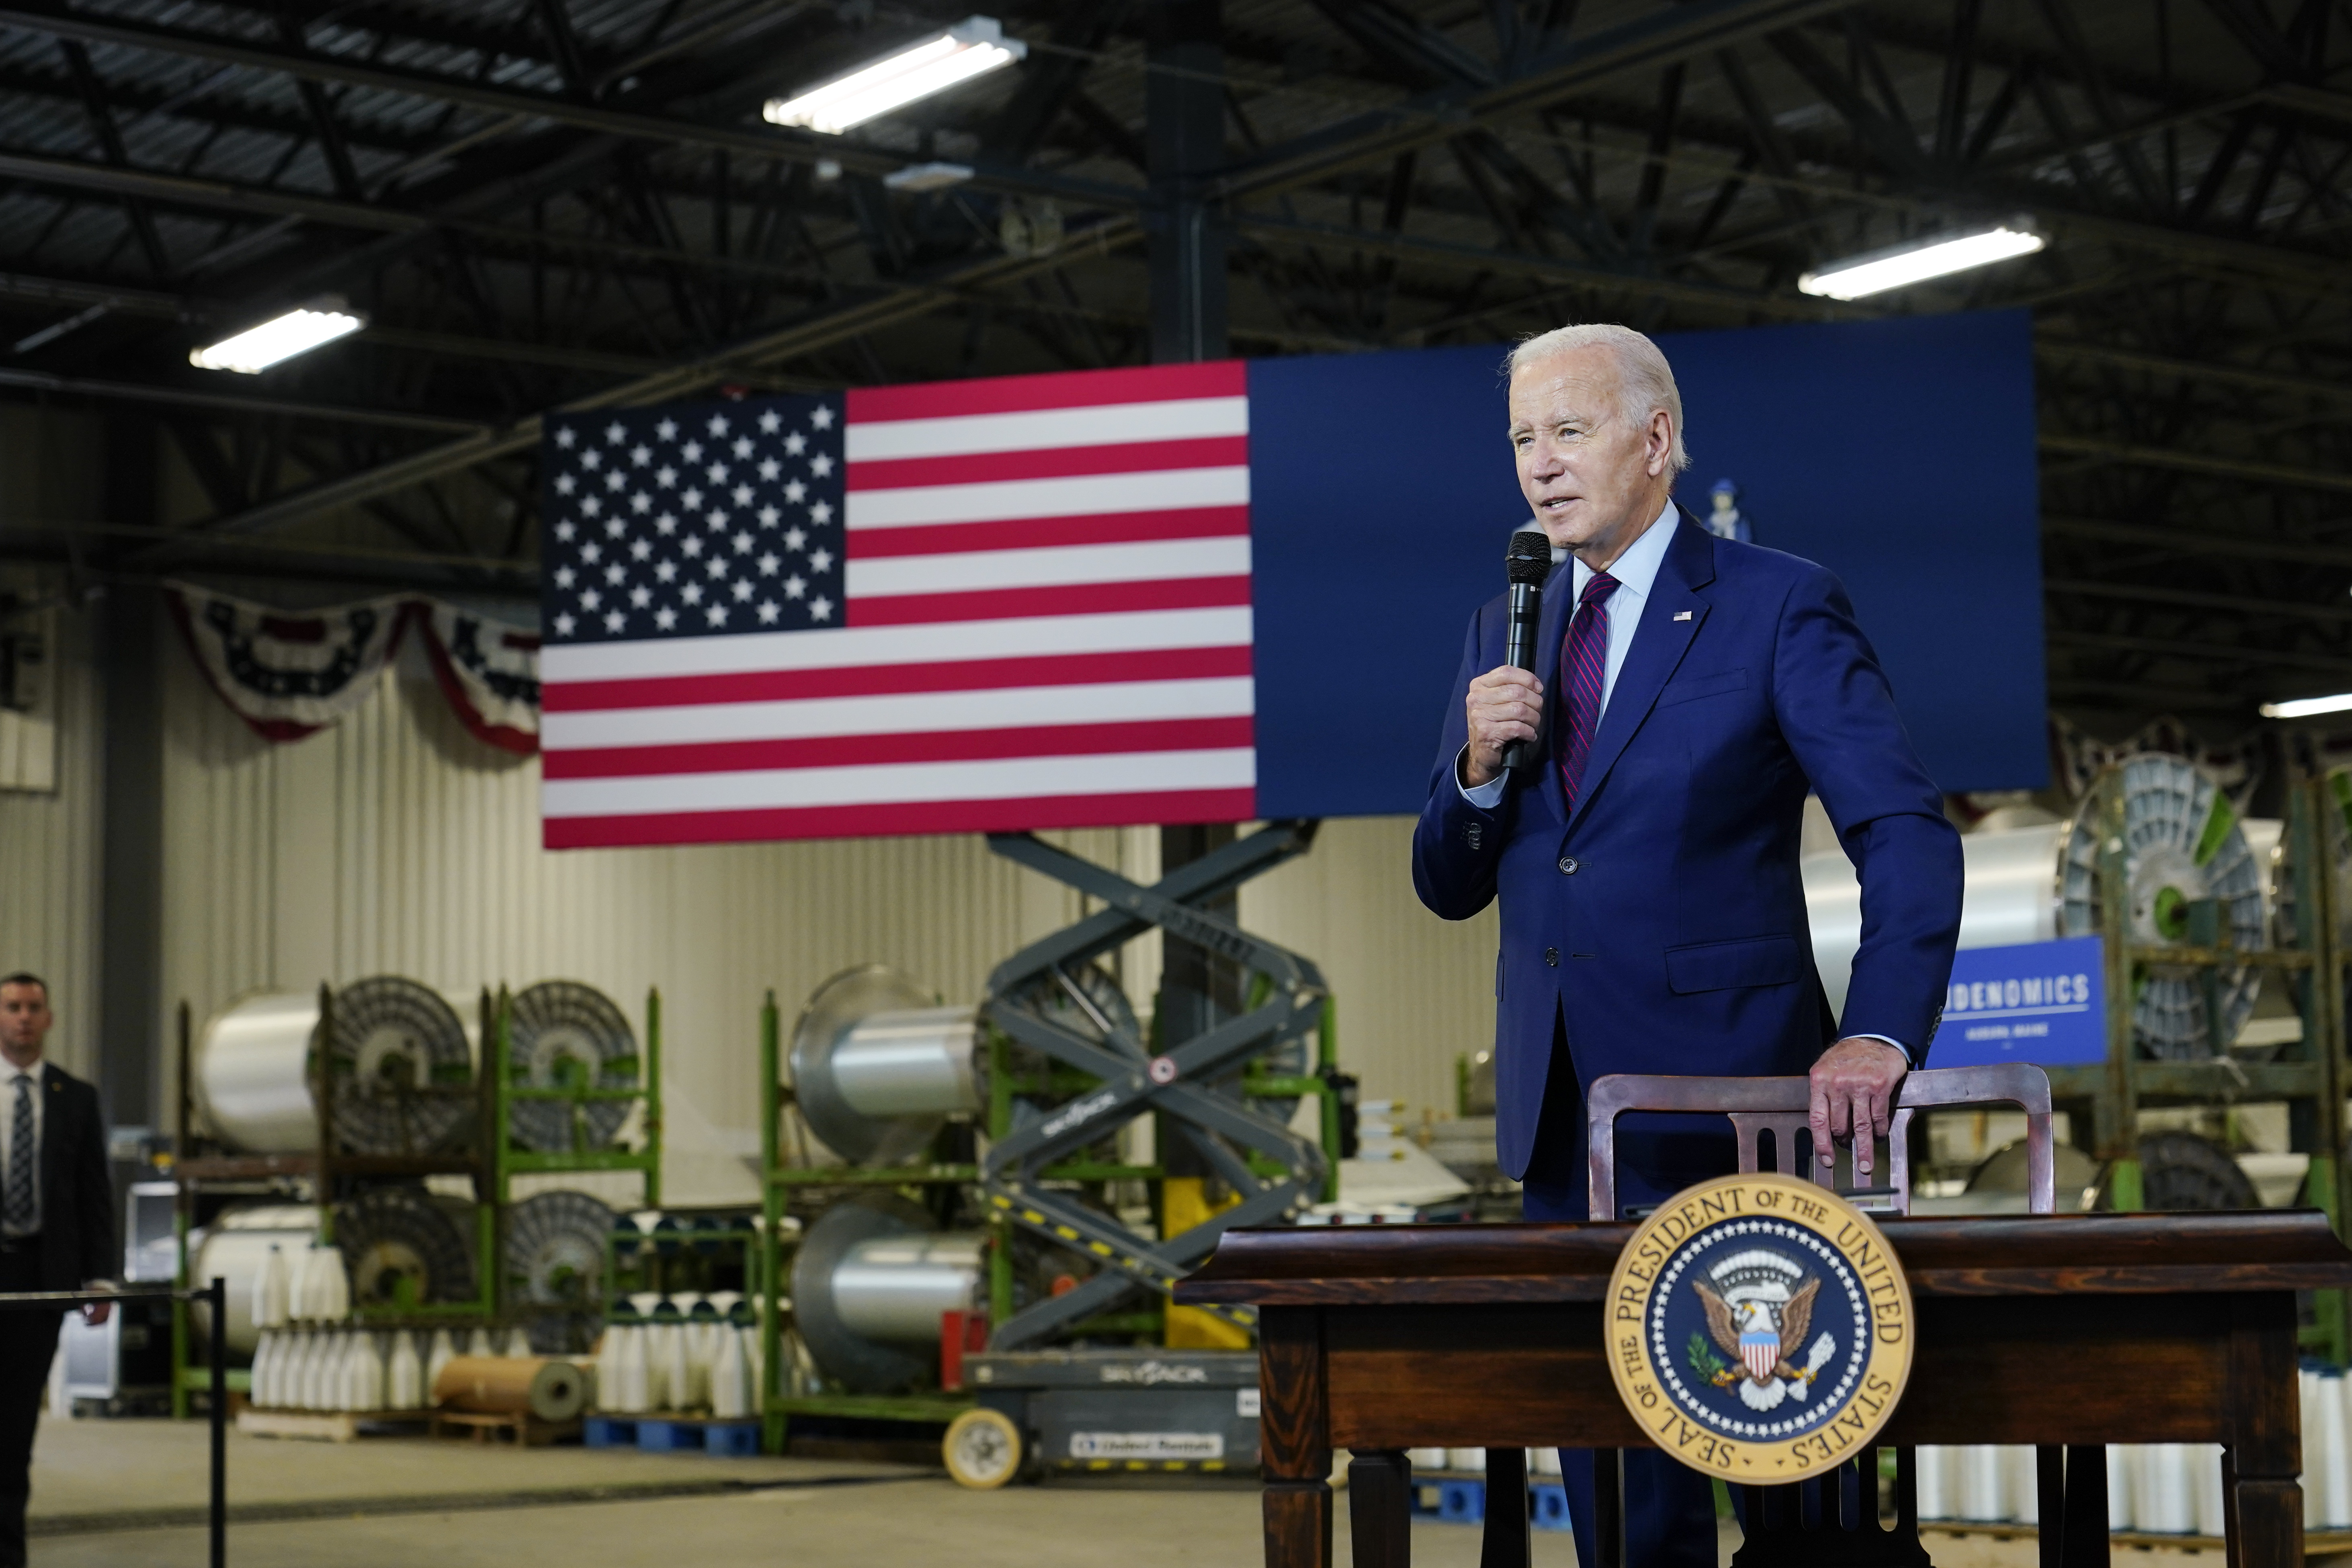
1673;610;1693;621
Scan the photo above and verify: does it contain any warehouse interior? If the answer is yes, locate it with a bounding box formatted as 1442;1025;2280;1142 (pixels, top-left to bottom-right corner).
0;0;2344;1564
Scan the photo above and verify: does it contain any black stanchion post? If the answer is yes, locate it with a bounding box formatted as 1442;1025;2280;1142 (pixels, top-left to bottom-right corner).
207;1275;225;1568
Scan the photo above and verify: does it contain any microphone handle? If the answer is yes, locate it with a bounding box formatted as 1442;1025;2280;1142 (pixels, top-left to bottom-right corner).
1498;581;1542;771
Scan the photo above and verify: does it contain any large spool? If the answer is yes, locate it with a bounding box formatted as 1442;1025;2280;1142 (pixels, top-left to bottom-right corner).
189;1203;316;1355
791;1194;981;1394
790;967;980;1166
335;1186;477;1309
196;980;478;1154
1807;754;2276;1060
506;982;638;1152
504;1190;616;1353
789;963;1140;1165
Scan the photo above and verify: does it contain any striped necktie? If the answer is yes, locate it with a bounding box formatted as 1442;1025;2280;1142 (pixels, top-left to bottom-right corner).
4;1074;33;1234
1557;570;1620;810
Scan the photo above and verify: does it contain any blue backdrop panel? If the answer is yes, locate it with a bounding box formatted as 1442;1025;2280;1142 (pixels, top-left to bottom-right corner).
1249;309;2043;818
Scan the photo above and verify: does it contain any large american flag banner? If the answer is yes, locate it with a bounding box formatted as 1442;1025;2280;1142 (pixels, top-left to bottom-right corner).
538;362;1253;848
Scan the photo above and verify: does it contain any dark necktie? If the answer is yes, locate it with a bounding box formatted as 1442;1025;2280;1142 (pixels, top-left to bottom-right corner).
1557;570;1621;810
5;1075;33;1234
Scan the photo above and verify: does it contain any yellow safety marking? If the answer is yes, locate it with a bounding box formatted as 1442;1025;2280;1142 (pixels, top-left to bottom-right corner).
1054;1225;1080;1240
990;1195;1011;1208
1088;1242;1112;1256
1126;1461;1146;1472
1021;1210;1045;1224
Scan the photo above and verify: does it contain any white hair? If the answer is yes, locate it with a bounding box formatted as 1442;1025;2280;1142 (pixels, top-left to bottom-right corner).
1507;322;1692;473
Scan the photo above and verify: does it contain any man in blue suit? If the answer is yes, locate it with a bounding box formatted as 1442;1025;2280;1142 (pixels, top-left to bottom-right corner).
1412;324;1962;1568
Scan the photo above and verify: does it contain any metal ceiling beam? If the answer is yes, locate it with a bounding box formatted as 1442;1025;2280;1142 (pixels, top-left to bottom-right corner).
2040;433;2352;495
2045;676;2256;713
2046;576;2352;626
168;214;1145;542
2044;515;2352;569
0;366;487;433
1213;0;1862;201
2049;628;2352;677
0;1;1138;211
2037;341;2352;410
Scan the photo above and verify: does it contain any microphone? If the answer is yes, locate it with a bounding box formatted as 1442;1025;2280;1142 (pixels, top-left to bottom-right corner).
1499;527;1552;771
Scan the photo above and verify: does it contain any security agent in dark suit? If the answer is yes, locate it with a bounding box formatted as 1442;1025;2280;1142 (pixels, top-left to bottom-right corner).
0;974;115;1568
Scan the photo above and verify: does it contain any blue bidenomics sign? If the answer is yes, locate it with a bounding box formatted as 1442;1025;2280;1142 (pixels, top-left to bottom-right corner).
1933;935;2106;1068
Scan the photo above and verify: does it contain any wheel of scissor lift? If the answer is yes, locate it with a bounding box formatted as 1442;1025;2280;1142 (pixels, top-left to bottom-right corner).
943;1407;1024;1490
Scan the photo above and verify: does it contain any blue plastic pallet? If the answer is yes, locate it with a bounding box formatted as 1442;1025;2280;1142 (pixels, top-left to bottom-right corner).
1405;1479;1575;1533
585;1415;762;1457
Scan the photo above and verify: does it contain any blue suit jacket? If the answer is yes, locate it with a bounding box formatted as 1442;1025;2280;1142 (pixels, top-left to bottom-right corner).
1411;508;1963;1181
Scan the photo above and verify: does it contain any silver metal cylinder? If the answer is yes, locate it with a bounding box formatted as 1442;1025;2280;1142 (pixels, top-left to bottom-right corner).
831;1008;981;1120
1807;817;2283;1017
196;993;324;1154
830;1233;984;1343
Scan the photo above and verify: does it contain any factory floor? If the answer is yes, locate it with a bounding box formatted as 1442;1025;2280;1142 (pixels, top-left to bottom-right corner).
24;1417;2287;1567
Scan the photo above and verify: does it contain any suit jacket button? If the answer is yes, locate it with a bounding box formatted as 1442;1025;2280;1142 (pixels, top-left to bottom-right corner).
1544;948;1559;967
1557;855;1580;875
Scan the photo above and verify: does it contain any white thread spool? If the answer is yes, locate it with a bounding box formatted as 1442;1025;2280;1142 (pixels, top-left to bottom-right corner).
2106;1445;2133;1531
1959;1446;2007;1522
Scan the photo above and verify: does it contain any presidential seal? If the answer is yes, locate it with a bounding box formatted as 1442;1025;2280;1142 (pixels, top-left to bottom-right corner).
1605;1172;1912;1479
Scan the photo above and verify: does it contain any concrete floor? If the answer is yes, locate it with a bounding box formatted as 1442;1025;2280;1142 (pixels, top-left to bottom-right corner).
23;1416;2263;1568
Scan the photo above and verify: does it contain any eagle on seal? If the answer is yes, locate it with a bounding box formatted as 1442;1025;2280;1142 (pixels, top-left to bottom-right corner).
1696;1274;1820;1389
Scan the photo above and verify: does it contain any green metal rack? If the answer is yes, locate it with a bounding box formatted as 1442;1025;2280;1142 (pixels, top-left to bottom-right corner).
2044;766;2352;1363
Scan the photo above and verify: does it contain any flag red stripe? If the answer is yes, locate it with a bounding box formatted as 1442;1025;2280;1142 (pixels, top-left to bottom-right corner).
846;507;1248;559
544;644;1253;713
846;575;1250;628
846;436;1246;492
846;361;1246;423
545;787;1257;848
544;716;1253;779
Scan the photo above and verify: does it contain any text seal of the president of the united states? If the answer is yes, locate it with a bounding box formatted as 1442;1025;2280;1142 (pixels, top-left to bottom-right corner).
1605;1172;1914;1478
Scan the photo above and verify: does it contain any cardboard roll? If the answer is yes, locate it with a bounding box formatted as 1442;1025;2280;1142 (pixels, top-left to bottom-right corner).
195;980;477;1155
335;1187;477;1309
504;1190;615;1354
791;1194;980;1394
506;982;637;1153
432;1355;589;1422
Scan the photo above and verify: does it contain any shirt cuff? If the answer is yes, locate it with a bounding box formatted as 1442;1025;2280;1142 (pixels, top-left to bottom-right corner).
1847;1033;1911;1066
1455;746;1508;810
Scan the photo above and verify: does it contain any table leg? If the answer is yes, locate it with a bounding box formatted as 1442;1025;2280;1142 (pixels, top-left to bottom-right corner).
1593;1449;1624;1568
2224;1476;2300;1568
2036;1447;2066;1568
1481;1447;1530;1568
2223;1293;2303;1568
1348;1451;1411;1568
1260;1308;1333;1568
2059;1446;2109;1568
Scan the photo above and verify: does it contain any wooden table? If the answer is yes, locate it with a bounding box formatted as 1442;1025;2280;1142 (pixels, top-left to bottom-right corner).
1177;1211;2352;1568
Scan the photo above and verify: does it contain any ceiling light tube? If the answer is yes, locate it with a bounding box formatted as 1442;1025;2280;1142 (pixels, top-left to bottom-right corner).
764;16;1026;135
2260;692;2352;719
1797;221;2046;301
190;306;365;373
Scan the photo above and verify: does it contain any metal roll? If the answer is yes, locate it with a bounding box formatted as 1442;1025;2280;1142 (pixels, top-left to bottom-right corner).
1807;753;2274;1060
791;1194;980;1394
196;979;477;1155
335;1186;477;1309
791;966;977;1166
507;982;638;1152
188;1204;316;1355
503;1190;615;1354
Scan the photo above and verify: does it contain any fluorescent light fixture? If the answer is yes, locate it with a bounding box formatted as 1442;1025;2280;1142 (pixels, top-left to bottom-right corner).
764;16;1026;135
190;307;365;373
1797;221;2046;301
883;161;975;193
2261;692;2352;719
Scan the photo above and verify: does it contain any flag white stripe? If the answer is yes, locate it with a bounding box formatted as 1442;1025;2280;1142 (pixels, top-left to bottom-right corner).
844;396;1247;462
846;466;1248;530
544;676;1254;749
541;606;1253;684
544;748;1257;817
845;537;1250;599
